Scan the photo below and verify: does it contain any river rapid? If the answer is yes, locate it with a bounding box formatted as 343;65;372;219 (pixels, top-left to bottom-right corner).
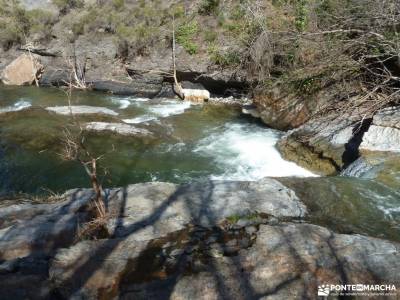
0;86;399;241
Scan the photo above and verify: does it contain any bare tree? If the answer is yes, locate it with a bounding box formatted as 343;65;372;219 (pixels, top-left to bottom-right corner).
59;78;108;236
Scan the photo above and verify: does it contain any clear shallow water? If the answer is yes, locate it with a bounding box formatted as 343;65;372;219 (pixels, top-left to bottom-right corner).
0;86;314;196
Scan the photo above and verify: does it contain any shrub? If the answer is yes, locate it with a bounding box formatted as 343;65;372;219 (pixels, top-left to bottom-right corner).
27;9;56;40
0;1;30;49
204;30;217;43
208;44;241;67
112;0;125;10
176;21;199;55
198;0;220;16
52;0;84;14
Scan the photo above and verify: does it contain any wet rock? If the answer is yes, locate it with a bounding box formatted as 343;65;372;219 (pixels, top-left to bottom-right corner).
360;106;400;152
341;156;383;178
84;122;153;137
1;54;43;86
45;105;118;116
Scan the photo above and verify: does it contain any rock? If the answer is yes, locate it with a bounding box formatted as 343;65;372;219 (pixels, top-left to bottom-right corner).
182;88;211;103
360;106;400;152
242;104;260;118
91;80;162;97
1;54;43;86
0;189;93;260
278;115;371;175
49;223;400;299
341;156;383;178
104;179;306;237
208;96;250;107
340;152;400;190
179;81;210;103
39;69;70;87
45;106;118;116
84;122;153;137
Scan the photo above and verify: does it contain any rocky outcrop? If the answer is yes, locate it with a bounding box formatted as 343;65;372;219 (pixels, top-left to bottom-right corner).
277;115;371;175
45;106;118;116
253;89;312;130
1;179;399;299
91;80;162;98
1;54;43;86
84;122;153;137
0;189;93;260
48;223;400;299
0;179;305;260
360;107;400;152
39;69;70;87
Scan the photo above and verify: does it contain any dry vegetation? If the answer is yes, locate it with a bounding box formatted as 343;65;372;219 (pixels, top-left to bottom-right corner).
1;0;399;113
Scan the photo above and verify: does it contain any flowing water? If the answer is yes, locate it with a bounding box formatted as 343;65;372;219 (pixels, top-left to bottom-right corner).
0;86;399;241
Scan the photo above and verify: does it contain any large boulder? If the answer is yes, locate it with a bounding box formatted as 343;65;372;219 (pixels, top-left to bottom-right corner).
1;54;43;86
360;106;400;153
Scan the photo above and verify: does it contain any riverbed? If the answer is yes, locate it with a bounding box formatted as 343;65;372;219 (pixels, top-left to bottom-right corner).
0;85;399;241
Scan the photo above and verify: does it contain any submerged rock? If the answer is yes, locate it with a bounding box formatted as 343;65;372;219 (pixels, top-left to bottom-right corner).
1;54;43;86
84;122;153;137
45;106;119;116
360;106;400;153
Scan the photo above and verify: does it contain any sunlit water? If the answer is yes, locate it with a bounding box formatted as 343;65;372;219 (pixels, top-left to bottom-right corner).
0;86;315;196
0;86;399;241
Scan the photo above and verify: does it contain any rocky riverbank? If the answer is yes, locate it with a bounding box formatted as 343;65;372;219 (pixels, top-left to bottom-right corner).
1;179;399;299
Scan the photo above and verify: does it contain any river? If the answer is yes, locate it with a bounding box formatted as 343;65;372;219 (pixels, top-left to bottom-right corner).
0;85;399;241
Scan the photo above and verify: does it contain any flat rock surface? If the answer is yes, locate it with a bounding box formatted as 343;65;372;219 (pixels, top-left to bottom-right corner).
105;179;307;238
360;107;400;152
84;122;153;137
45;106;118;116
